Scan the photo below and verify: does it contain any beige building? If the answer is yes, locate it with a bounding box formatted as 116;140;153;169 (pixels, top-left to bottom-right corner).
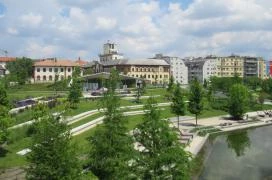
33;59;82;83
102;59;170;85
217;55;244;77
95;42;170;85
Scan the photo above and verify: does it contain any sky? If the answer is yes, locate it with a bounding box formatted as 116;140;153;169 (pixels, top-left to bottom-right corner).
0;0;272;61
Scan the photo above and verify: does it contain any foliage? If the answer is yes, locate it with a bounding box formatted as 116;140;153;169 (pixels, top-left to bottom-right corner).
210;75;242;93
89;69;136;179
26;114;81;180
227;131;251;157
0;81;9;107
188;79;204;126
0;106;11;146
228;84;249;120
171;83;186;129
166;75;175;100
134;97;191;179
6;57;33;85
72;66;81;78
68;78;82;109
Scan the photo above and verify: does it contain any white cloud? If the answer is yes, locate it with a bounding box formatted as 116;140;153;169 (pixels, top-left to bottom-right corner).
20;13;43;27
7;27;18;35
0;0;272;60
95;17;117;30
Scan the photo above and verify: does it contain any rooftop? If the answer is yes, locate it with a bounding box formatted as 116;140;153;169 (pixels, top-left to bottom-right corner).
102;58;169;66
0;57;16;62
34;59;80;67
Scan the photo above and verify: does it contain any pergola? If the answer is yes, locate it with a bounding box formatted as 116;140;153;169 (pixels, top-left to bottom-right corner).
80;72;147;91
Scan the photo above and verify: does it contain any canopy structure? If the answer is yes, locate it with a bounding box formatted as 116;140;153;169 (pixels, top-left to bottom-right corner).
80;72;147;91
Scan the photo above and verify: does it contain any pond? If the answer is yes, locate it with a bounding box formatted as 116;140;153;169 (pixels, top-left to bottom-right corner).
199;125;272;180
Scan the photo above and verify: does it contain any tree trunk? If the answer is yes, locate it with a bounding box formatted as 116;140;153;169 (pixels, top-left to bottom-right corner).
178;115;180;130
195;114;198;127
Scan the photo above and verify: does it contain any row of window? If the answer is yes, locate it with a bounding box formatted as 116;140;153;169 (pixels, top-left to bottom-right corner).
36;67;72;73
130;74;168;79
131;67;169;72
36;75;71;81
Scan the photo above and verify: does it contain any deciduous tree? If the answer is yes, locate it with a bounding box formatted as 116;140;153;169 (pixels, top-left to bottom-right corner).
134;97;191;179
26;114;81;180
188;79;204;126
228;84;249;120
6;57;33;85
89;69;136;179
171;83;186;129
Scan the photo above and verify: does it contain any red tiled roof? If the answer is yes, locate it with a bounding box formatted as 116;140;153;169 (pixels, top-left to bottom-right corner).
75;57;88;66
0;57;16;62
34;59;80;67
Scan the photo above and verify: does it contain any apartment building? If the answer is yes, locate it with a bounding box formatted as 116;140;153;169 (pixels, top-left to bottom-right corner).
185;56;218;83
153;54;188;85
217;55;244;77
33;59;80;83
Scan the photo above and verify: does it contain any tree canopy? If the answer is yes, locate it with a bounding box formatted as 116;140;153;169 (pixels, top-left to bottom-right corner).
6;57;33;85
228;84;249;120
171;83;186;129
26;114;81;180
134;97;191;179
188;79;204;126
89;69;136;179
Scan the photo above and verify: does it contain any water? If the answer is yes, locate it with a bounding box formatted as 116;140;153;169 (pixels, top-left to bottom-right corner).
199;126;272;180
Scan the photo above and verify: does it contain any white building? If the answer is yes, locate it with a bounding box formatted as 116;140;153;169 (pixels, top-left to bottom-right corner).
99;41;124;62
185;56;218;83
154;54;188;85
0;57;16;76
33;59;80;83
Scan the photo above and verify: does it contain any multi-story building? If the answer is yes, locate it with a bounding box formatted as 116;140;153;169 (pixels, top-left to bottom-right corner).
153;54;188;85
217;55;244;78
99;41;124;62
0;57;16;76
185;56;218;83
257;57;267;79
33;59;80;83
102;59;170;85
94;42;170;85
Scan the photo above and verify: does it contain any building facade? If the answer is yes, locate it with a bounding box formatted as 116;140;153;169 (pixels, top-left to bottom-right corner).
153;54;188;85
185;56;219;83
99;41;124;62
95;42;170;85
33;59;80;83
0;57;16;75
102;59;170;85
217;55;244;77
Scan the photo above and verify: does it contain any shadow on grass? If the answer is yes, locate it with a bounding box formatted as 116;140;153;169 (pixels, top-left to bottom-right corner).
0;147;9;157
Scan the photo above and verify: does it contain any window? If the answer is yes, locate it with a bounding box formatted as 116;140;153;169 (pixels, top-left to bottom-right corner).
37;68;40;72
68;68;71;72
148;75;150;78
55;75;59;81
132;68;134;72
43;75;46;81
49;75;52;81
37;76;40;81
67;75;71;79
49;68;52;72
61;75;64;80
160;75;162;78
43;68;46;72
54;68;58;72
61;68;64;72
